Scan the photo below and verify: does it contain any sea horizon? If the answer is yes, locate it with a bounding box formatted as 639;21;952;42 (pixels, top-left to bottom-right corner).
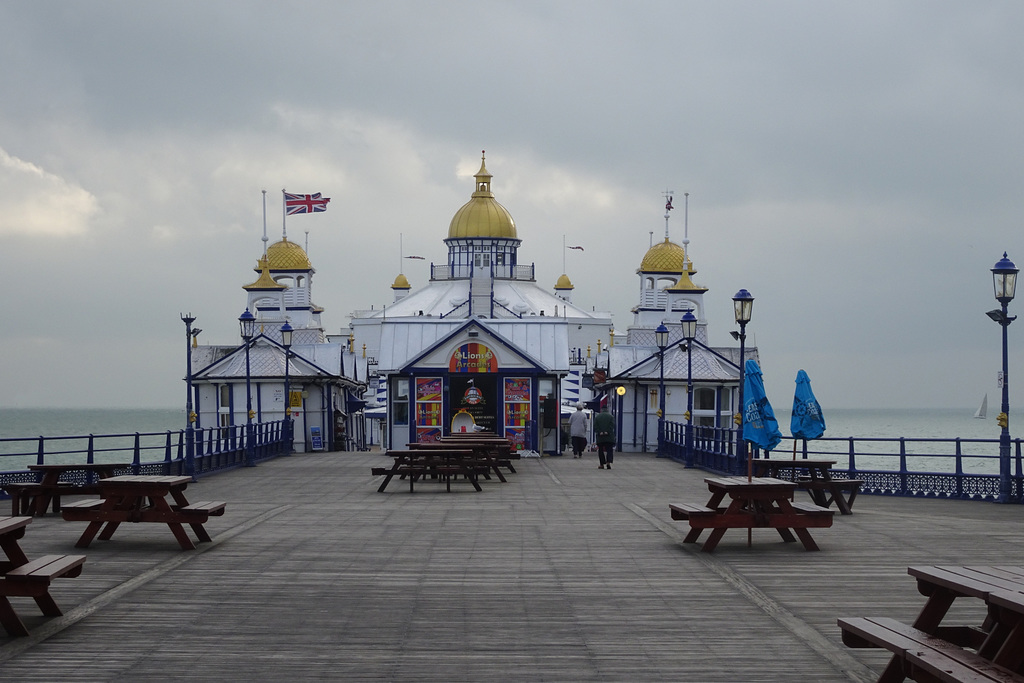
0;405;1013;442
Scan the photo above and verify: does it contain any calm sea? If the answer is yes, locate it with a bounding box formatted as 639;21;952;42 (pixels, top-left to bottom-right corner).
0;408;185;439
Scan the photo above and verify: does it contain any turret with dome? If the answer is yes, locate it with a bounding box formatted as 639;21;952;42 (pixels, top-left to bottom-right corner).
601;196;755;452
349;151;609;327
243;234;325;344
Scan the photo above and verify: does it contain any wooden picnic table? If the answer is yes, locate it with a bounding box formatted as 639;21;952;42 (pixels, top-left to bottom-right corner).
372;449;486;493
408;442;507;482
3;462;130;517
669;476;834;552
0;516;86;637
60;475;226;550
752;457;863;515
839;566;1024;682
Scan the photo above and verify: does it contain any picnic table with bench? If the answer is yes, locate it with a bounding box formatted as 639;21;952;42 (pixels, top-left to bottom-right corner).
0;515;86;637
2;462;131;517
60;475;225;550
752;457;863;515
410;441;509;482
372;449;490;493
441;435;520;472
669;476;834;552
838;565;1024;682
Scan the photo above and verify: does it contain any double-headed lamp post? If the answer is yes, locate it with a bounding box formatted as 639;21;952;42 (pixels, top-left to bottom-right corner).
239;308;257;467
655;323;670;456
732;289;754;477
681;309;698;468
280;321;293;453
988;253;1018;503
181;313;198;479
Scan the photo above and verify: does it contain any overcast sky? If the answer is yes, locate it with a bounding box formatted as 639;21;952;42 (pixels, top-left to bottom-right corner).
2;1;1023;413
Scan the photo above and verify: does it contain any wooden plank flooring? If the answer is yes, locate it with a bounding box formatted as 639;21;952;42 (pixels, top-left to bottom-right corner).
0;449;1022;681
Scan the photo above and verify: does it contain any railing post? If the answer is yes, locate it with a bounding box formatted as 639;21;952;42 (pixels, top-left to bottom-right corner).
87;434;95;465
847;438;855;474
899;438;908;495
954;438;964;500
36;436;45;466
1015;438;1023;503
132;433;142;474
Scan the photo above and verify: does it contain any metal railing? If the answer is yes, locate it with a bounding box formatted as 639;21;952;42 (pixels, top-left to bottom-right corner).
660;419;1024;503
0;420;291;492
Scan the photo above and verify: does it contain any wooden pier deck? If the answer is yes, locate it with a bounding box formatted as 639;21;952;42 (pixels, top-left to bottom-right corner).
0;449;1021;682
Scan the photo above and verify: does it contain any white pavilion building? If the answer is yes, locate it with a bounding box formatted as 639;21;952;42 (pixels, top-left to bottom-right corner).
345;153;613;453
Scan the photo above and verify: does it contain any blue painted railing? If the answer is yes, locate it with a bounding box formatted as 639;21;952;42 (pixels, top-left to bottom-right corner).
661;419;1024;503
0;421;290;494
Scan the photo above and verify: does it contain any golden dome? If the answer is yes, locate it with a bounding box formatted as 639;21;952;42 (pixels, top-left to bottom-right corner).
266;237;312;270
666;268;708;293
447;152;517;239
243;257;287;291
639;238;687;272
392;273;411;289
554;273;574;290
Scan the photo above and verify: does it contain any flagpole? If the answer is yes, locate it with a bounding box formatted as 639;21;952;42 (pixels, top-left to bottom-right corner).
684;192;689;243
261;190;268;256
562;235;566;273
281;188;287;240
663;190;674;240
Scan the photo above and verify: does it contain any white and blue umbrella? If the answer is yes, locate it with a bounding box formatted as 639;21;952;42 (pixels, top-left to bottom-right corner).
790;369;826;441
743;359;783;453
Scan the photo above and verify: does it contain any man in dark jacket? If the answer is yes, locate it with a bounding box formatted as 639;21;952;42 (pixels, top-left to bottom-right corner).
593;404;615;469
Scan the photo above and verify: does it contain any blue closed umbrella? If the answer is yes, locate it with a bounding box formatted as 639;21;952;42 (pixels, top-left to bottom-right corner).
791;369;826;441
743;359;782;452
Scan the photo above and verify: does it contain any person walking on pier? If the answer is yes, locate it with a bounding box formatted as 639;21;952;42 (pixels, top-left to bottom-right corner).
569;403;589;458
594;405;615;469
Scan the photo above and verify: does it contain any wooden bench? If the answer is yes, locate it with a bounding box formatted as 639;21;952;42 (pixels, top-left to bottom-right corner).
2;482;102;516
838;616;1024;682
790;501;834;516
669;501;834;529
668;503;717;521
0;554;86;637
58;498;106;516
797;477;864;513
176;501;227;518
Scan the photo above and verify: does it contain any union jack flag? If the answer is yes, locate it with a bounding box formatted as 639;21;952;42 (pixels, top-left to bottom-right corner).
284;191;331;215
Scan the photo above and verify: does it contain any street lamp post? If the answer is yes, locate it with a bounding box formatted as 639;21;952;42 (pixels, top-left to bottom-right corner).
655;323;669;457
281;321;293;455
732;289;754;478
239;308;257;467
989;253;1018;503
681;309;697;468
181;313;198;480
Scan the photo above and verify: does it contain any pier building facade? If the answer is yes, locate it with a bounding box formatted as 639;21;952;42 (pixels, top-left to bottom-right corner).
599;235;756;452
189;234;367;452
346;154;613;454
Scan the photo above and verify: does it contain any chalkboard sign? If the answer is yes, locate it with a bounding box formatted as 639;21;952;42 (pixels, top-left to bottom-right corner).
310;426;324;451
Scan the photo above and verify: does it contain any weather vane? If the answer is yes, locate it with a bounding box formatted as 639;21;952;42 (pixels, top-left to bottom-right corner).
662;190;675;240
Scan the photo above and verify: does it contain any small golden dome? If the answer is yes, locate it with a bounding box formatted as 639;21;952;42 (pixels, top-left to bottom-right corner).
666;268;708;293
554;273;574;290
244;257;287;291
639;238;686;272
392;273;411;289
266;237;312;270
447;152;517;239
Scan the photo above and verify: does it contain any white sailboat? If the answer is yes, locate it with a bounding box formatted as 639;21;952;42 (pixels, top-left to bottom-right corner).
974;394;988;419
